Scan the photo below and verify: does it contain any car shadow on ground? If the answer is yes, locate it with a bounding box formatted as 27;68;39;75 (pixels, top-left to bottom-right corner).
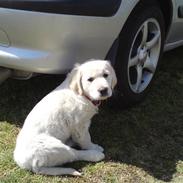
0;74;65;126
0;47;183;182
91;104;183;182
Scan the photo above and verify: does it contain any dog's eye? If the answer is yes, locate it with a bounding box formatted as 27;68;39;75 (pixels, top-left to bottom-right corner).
88;77;94;82
103;73;108;78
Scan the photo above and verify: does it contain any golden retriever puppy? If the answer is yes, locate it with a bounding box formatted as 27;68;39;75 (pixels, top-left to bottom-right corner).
14;60;117;176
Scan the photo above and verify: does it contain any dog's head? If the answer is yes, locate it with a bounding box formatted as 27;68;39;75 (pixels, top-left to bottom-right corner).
69;60;117;101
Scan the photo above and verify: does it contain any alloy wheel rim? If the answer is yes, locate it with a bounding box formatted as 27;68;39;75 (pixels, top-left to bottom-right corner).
128;18;161;93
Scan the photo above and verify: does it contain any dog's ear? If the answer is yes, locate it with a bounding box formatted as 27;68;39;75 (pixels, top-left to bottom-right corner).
111;67;117;89
69;64;83;95
107;62;117;89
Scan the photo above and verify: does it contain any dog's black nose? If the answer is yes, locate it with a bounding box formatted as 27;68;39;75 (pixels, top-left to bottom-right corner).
99;87;108;97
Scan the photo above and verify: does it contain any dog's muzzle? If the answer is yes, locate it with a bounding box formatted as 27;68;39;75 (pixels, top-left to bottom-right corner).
98;87;108;97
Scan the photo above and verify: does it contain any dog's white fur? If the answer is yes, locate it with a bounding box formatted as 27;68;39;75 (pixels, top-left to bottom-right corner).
14;60;117;176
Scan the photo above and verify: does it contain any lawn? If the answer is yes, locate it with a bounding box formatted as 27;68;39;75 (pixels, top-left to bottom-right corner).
0;47;183;183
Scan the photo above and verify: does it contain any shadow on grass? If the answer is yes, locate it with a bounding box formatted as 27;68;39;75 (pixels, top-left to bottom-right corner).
0;75;66;126
0;47;183;181
91;47;183;182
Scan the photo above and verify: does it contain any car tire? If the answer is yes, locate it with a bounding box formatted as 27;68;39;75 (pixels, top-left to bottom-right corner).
114;1;165;107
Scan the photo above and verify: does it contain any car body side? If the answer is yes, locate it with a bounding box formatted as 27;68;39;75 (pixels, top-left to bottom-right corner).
0;0;182;75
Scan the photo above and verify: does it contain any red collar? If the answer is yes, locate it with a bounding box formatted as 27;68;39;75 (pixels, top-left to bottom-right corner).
83;95;101;107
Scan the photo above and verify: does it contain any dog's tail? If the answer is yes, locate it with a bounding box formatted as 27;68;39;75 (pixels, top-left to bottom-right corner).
34;167;82;176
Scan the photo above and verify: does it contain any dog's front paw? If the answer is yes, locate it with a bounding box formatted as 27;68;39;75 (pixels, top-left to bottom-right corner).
90;144;104;152
81;143;104;152
87;150;105;162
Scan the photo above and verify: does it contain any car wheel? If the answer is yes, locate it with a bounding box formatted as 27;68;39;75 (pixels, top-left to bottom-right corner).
114;2;165;106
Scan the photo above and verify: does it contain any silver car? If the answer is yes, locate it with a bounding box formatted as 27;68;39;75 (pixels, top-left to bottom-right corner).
0;0;183;105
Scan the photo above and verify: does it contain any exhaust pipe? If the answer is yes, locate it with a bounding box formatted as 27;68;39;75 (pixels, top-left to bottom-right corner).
0;67;12;84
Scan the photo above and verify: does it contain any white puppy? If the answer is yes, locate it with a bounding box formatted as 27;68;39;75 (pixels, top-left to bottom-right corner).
14;60;117;176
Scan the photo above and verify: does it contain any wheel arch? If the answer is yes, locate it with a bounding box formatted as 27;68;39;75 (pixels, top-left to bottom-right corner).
123;0;173;40
106;0;173;65
156;0;173;38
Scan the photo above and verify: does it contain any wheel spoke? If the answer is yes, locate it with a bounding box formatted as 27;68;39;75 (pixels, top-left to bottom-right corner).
146;31;160;49
128;18;162;94
129;55;139;67
141;21;148;45
135;65;143;92
143;56;156;73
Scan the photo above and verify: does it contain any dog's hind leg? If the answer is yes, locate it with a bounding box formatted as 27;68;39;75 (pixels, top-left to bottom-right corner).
34;167;82;176
30;135;104;176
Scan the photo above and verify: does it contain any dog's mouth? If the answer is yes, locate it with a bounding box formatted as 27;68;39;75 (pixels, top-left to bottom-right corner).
83;95;102;107
83;93;111;107
91;100;101;106
83;87;112;106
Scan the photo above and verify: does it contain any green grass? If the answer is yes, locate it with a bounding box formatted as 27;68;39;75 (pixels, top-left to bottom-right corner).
0;47;183;183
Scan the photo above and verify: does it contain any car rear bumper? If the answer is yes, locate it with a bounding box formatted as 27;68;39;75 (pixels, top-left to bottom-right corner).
0;8;122;73
0;0;136;74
